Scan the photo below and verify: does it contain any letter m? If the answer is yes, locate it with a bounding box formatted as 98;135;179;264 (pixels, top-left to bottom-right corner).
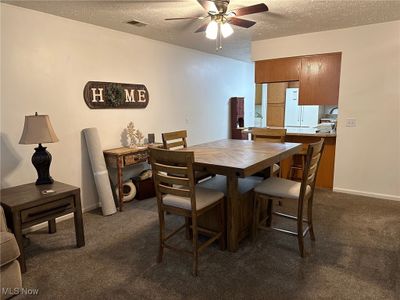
125;89;135;102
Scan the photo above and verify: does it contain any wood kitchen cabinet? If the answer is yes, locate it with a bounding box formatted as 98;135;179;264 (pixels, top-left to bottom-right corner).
255;84;262;105
255;57;301;83
299;52;342;105
255;52;341;105
267;103;285;127
266;82;287;127
267;82;288;104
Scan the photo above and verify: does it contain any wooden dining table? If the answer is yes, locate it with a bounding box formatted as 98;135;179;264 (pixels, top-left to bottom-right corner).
187;139;302;251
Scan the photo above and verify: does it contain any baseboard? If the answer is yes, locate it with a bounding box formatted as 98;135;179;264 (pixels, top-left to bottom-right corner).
83;202;100;213
22;202;100;234
333;187;400;202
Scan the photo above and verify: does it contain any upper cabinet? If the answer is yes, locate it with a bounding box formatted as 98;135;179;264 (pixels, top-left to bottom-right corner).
299;53;342;105
255;57;301;83
255;52;342;105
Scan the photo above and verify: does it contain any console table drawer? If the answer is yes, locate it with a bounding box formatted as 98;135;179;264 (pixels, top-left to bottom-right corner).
21;196;74;224
124;152;148;166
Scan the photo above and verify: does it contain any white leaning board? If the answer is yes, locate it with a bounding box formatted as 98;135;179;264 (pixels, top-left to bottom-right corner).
83;128;117;216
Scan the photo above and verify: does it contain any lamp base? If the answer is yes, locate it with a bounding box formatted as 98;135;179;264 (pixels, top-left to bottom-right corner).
32;144;54;185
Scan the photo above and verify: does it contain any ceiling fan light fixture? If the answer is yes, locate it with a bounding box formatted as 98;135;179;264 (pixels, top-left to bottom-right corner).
206;20;218;40
221;22;234;38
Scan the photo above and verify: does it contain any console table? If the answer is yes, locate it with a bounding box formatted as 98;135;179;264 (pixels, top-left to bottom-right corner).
0;181;85;273
103;144;162;211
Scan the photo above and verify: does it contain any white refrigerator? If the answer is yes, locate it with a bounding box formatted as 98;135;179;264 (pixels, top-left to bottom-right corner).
284;88;319;127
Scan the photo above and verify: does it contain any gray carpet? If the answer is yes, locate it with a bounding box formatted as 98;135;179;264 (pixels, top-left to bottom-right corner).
19;189;400;299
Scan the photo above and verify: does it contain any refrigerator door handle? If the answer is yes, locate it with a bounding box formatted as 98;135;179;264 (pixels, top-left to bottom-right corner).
299;107;303;125
298;107;301;122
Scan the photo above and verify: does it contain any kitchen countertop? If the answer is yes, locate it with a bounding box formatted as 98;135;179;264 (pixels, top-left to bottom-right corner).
242;127;336;138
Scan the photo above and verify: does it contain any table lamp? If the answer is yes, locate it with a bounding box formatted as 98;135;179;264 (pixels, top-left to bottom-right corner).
19;112;59;185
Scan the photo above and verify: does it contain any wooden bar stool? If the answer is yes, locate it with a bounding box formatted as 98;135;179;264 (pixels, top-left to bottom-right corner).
251;128;287;176
149;147;225;276
252;139;324;257
289;148;308;181
162;130;213;182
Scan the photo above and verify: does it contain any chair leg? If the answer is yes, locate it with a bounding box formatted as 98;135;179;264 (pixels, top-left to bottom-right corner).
266;199;272;227
297;234;305;258
289;166;295;180
252;194;260;242
191;217;199;276
297;200;305;257
307;196;316;241
218;199;226;250
157;210;165;263
185;217;192;240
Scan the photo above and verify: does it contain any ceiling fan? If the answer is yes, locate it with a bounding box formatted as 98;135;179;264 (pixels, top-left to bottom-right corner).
165;0;269;50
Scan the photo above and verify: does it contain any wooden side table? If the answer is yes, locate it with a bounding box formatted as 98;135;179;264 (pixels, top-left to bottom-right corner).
0;181;85;273
103;144;162;211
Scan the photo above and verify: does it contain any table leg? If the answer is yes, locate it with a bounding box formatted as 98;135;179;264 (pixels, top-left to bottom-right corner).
117;156;124;211
12;212;26;273
74;193;85;248
48;219;56;234
226;175;240;252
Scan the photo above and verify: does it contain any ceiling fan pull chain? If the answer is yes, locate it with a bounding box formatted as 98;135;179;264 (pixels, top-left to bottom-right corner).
217;23;222;51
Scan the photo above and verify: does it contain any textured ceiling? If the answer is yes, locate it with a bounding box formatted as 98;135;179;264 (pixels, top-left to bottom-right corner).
4;0;400;61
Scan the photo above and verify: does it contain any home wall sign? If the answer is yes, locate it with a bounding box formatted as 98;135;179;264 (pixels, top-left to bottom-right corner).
84;81;149;109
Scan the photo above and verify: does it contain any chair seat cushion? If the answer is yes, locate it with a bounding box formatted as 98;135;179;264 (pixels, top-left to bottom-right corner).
0;232;20;267
254;176;311;200
163;187;224;211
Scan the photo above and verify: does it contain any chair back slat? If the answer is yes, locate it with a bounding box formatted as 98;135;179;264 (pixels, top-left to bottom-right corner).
300;139;325;195
252;128;286;143
150;146;192;165
159;184;191;198
166;140;186;149
157;172;190;187
162;130;188;150
307;162;319;183
149;147;196;210
153;162;188;175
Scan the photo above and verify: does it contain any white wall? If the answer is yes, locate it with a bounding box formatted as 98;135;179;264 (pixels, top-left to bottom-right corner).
252;21;400;201
0;4;254;210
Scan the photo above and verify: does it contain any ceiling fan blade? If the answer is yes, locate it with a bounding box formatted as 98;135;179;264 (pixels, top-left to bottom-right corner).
194;23;209;33
165;16;207;21
229;17;256;28
232;3;268;17
197;0;218;13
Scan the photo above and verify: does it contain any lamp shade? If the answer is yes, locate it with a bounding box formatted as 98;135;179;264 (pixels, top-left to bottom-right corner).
221;23;234;38
19;114;59;145
206;20;218;40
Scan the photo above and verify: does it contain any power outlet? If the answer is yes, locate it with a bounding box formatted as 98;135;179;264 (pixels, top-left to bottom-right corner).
345;118;357;127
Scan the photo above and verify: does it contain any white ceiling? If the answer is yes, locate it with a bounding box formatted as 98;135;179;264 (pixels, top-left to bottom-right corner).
5;0;400;61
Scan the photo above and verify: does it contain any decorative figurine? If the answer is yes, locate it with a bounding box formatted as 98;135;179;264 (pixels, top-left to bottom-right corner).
135;129;144;146
126;122;145;148
126;121;137;148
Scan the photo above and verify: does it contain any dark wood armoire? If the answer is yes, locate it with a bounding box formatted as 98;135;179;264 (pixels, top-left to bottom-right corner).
230;97;247;140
